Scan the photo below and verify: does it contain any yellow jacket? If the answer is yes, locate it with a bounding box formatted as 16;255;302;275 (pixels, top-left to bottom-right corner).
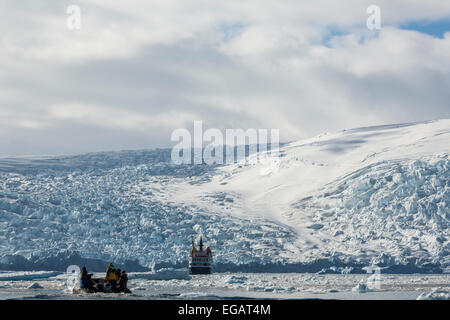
105;270;118;281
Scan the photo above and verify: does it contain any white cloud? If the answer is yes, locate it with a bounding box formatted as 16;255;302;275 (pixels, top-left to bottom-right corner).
0;1;449;155
49;103;197;130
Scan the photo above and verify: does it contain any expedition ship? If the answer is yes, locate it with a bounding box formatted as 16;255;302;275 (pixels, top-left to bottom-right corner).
189;236;212;274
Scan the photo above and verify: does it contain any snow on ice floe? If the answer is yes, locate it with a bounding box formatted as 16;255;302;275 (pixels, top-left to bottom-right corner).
0;271;61;281
0;120;449;271
128;269;191;280
222;275;248;285
178;292;220;299
0;273;449;300
27;282;43;289
417;287;450;300
352;282;372;293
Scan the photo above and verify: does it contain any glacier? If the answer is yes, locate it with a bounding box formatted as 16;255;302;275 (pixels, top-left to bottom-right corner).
0;120;449;273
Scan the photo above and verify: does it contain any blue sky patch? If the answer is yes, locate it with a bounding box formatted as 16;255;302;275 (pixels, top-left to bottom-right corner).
399;18;450;38
322;27;351;47
218;23;245;41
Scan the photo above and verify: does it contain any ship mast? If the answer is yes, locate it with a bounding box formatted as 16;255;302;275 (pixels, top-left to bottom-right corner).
199;236;204;251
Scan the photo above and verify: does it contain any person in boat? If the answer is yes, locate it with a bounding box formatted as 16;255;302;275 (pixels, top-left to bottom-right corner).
105;263;118;292
80;266;94;291
117;270;128;293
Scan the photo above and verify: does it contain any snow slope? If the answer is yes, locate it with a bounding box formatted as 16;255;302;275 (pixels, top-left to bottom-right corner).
0;120;449;272
170;119;450;271
0;149;296;271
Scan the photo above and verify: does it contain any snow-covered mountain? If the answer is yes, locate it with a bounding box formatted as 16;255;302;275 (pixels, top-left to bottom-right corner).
0;120;449;273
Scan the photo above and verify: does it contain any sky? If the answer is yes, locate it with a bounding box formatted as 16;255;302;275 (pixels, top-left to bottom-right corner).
1;0;450;156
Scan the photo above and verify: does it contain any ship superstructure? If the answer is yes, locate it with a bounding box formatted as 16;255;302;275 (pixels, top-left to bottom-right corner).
189;236;212;274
